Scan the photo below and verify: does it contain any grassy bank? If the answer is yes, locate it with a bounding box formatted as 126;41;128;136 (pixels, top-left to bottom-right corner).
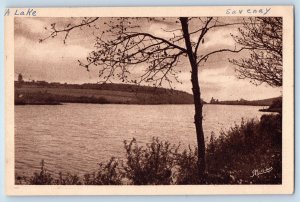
15;81;195;105
15;91;109;105
15;114;281;185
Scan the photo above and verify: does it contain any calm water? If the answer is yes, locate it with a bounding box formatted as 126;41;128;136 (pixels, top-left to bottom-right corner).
15;104;270;177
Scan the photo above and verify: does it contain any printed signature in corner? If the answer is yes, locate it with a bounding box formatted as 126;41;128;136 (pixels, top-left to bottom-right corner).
250;167;273;177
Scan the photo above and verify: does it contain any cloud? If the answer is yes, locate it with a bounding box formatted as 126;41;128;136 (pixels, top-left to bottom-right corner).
176;66;282;102
15;35;91;61
202;28;238;50
14;17;281;101
14;18;47;42
14;18;95;83
148;21;181;39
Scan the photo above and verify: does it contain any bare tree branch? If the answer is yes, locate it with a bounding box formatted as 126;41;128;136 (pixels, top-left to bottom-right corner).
194;17;213;55
197;47;250;65
40;17;100;44
230;17;282;87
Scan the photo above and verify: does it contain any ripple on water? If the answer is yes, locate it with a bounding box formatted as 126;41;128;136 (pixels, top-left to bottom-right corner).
15;104;271;177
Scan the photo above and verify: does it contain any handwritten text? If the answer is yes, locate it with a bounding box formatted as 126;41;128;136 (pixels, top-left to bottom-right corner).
226;8;271;15
4;8;37;16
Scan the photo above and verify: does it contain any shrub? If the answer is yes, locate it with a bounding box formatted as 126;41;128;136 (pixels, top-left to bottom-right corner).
259;114;282;147
205;114;282;184
54;172;82;185
30;160;54;185
174;146;199;184
123;137;178;185
83;157;122;185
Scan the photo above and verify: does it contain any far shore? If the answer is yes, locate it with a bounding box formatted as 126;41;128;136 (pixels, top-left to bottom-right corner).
15;102;275;108
14;80;281;108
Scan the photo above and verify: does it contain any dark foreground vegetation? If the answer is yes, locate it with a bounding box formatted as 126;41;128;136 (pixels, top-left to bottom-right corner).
259;98;282;113
15;114;281;185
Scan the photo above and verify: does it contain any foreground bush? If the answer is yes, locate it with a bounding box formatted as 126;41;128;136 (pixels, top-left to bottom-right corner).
83;157;123;185
123;137;178;185
205;114;282;184
15;114;282;185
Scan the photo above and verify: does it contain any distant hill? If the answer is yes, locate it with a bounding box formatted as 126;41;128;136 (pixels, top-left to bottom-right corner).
15;81;197;105
209;96;282;106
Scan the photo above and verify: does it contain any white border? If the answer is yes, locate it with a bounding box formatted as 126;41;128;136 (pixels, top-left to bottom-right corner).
5;6;294;195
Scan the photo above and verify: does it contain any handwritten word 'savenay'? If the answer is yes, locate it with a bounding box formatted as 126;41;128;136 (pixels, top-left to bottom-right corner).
226;8;271;15
4;8;37;16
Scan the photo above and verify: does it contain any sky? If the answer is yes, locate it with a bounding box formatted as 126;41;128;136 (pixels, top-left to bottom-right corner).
14;17;282;102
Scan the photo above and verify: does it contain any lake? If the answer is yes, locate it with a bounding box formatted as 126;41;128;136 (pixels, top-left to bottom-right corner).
15;104;271;177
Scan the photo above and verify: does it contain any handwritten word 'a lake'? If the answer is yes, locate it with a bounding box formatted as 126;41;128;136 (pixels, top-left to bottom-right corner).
15;104;272;177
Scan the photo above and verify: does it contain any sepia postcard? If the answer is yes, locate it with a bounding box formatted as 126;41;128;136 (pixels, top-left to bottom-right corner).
4;6;294;195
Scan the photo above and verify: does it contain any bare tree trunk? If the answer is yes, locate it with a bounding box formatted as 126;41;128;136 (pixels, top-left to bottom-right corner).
180;17;206;180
